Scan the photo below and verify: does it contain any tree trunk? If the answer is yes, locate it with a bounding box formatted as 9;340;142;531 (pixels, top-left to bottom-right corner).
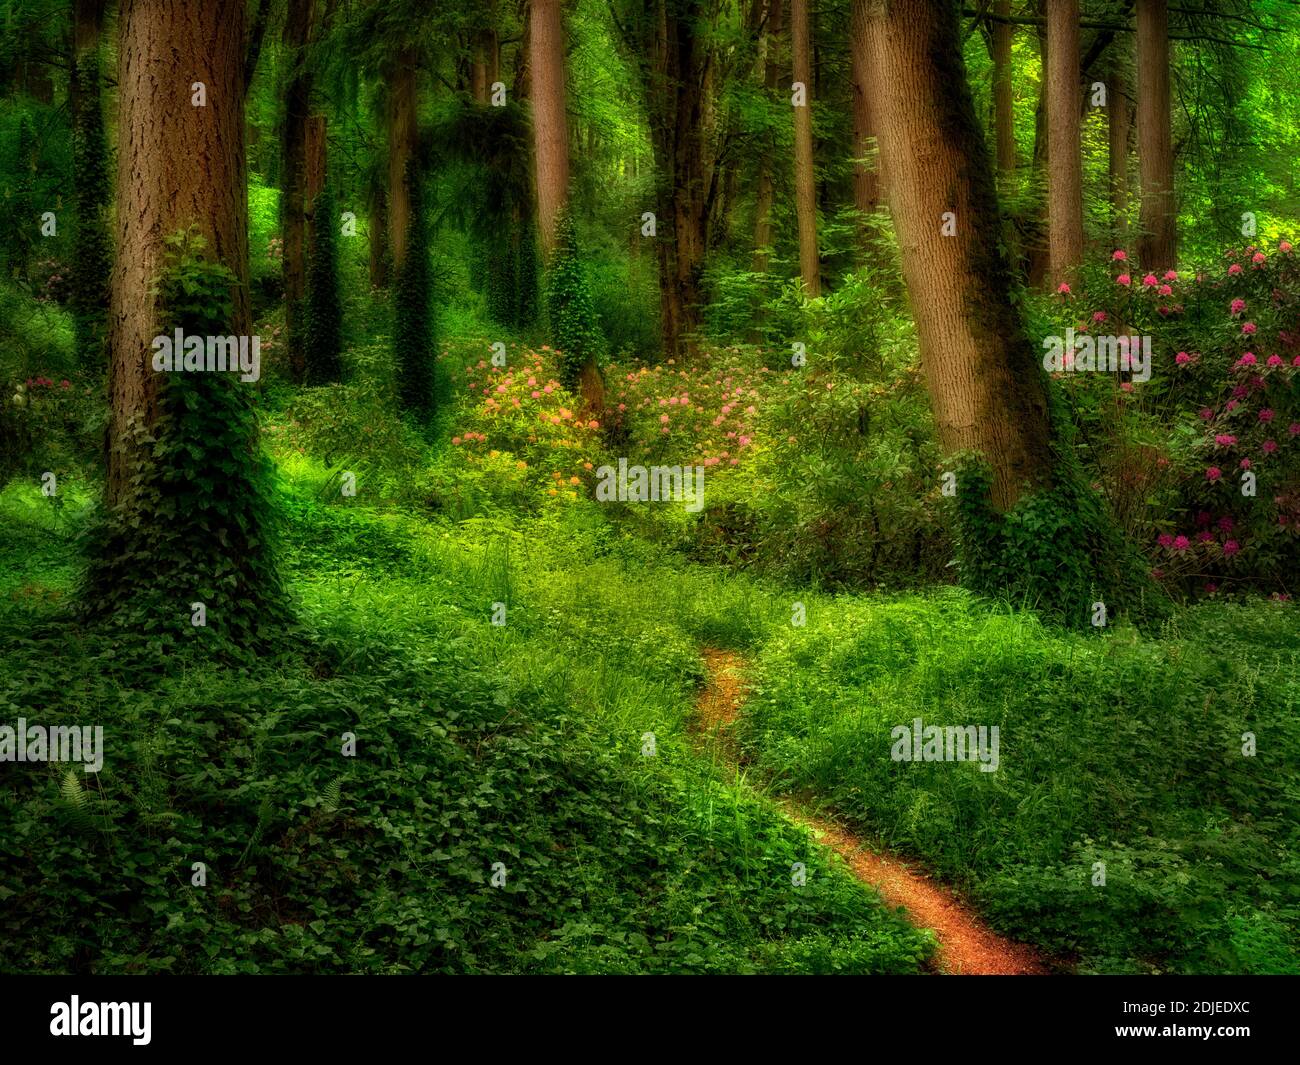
753;0;782;272
387;50;418;271
530;0;570;257
1136;0;1175;270
1108;59;1129;237
641;0;713;360
849;0;880;216
991;0;1015;178
790;0;819;295
107;0;250;504
1046;0;1082;289
306;113;327;237
860;0;1054;511
281;0;315;383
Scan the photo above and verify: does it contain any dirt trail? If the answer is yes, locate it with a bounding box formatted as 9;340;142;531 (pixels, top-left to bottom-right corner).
694;647;1048;976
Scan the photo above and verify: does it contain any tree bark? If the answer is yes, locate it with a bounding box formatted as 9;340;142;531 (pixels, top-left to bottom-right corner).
306;113;327;233
1046;0;1083;289
790;0;819;295
639;0;714;360
530;0;570;257
860;0;1054;511
1108;58;1129;238
281;0;315;383
849;0;881;216
753;0;782;272
1136;0;1175;270
992;0;1015;177
107;0;250;505
387;50;418;271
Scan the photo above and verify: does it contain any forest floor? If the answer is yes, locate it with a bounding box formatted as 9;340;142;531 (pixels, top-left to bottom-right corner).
695;647;1047;975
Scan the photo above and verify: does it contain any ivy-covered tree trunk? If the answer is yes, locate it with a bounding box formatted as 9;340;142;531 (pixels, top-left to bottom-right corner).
531;0;603;411
90;0;286;648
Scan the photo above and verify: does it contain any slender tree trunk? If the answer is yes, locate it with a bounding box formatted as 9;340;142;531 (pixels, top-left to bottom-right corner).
790;0;819;295
860;0;1054;511
992;0;1015;178
244;0;272;89
643;0;712;360
1046;0;1082;289
530;0;570;257
281;0;315;382
1108;59;1129;237
753;0;781;272
107;0;250;505
1136;0;1175;269
849;0;880;216
387;50;418;271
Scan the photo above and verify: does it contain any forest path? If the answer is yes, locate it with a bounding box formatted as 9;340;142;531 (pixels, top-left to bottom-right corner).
693;647;1049;976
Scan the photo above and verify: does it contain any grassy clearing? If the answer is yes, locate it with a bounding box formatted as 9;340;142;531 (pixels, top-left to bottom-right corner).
0;476;933;975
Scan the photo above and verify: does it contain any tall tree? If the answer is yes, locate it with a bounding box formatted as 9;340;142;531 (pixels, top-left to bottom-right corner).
991;0;1015;178
849;0;880;216
1136;0;1175;269
790;0;819;295
858;0;1053;511
282;0;317;383
753;0;782;272
613;0;718;361
87;0;286;648
1108;54;1130;237
530;0;569;259
1046;0;1083;289
531;0;603;410
106;0;252;502
387;48;419;271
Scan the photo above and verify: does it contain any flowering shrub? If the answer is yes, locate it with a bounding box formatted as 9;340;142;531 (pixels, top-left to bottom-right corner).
1047;240;1299;596
443;339;603;512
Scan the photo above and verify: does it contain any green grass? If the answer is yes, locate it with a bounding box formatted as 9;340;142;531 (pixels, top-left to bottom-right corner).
738;589;1300;974
0;476;933;975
